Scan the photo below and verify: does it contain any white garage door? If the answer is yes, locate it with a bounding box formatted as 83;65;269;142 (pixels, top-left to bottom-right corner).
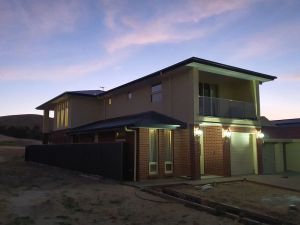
230;132;254;175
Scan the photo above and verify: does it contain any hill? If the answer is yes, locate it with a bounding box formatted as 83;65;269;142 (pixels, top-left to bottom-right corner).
0;114;51;140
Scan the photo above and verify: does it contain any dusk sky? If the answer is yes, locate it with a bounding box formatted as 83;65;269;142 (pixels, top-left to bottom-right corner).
0;0;299;119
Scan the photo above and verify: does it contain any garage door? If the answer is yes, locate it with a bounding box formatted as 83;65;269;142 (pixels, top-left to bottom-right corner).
262;143;275;174
230;132;254;175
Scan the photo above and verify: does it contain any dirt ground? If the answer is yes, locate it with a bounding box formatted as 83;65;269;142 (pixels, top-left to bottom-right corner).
0;146;241;225
168;181;300;224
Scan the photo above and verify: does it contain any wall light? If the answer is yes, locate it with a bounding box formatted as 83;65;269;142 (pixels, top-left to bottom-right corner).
194;127;203;137
224;129;232;138
257;131;265;139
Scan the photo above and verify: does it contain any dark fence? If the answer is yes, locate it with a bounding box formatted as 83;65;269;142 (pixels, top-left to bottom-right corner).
25;143;128;181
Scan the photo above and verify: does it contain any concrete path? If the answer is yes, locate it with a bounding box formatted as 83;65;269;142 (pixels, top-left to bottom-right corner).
246;174;300;192
126;174;300;192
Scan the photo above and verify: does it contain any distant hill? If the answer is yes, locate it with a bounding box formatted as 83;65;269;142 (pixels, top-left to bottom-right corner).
0;114;52;140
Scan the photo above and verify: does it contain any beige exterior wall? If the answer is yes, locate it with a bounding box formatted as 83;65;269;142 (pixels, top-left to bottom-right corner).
49;65;263;132
104;66;195;123
286;143;300;172
69;96;104;128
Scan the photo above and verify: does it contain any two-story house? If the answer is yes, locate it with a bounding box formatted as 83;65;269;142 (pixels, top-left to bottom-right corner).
37;57;276;181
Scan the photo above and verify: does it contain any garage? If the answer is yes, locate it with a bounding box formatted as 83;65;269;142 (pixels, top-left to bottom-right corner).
230;132;255;175
262;143;276;174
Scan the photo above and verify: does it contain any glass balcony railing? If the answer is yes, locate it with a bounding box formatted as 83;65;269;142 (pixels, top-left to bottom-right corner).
199;96;256;120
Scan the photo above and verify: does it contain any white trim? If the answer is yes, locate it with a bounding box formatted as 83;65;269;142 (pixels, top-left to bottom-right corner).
164;161;173;174
149;162;158;175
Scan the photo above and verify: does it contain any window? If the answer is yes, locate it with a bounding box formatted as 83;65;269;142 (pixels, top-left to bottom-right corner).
128;92;132;100
164;130;173;173
55;101;69;129
108;98;112;105
149;129;158;174
151;83;162;103
199;83;218;97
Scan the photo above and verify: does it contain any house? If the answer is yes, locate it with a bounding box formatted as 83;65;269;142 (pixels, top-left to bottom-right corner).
37;57;276;181
261;117;300;174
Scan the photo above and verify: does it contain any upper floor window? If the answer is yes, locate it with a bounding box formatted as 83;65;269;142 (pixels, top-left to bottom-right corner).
199;83;218;98
55;101;68;129
151;83;162;103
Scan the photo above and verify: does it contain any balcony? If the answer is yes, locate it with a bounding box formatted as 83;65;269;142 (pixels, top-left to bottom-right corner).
199;96;256;120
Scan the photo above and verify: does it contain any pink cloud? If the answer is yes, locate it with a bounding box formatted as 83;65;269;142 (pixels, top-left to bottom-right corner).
101;0;251;52
229;23;300;62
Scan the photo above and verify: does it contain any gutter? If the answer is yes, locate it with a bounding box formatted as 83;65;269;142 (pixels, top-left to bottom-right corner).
125;126;137;182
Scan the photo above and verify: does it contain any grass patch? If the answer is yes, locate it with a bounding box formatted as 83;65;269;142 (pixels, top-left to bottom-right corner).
56;215;69;220
61;195;82;212
7;216;35;225
109;198;125;204
0;141;19;146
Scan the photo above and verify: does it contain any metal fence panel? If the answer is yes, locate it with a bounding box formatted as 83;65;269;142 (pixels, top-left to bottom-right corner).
25;143;125;181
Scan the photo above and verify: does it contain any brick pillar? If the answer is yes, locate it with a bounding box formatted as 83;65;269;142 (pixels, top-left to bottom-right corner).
256;139;263;174
190;125;200;180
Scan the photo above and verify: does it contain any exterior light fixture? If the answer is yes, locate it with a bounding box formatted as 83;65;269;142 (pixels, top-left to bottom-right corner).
194;127;203;137
257;131;264;139
224;129;231;138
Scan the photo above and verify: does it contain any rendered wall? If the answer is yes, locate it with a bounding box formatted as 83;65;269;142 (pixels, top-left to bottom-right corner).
69;96;104;128
103;66;195;124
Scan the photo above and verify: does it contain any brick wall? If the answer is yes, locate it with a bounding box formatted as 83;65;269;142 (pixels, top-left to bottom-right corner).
203;126;224;176
173;128;191;177
136;128;191;180
136;128;149;180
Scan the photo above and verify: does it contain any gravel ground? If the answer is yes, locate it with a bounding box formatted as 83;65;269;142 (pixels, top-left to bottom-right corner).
0;146;241;225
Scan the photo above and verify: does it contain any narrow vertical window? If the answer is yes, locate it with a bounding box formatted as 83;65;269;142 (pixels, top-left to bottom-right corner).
151;83;162;102
164;130;173;173
60;102;65;127
65;101;69;127
56;105;60;128
149;129;158;175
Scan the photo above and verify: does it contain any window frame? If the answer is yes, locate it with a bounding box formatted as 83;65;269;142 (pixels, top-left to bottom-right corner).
151;83;162;103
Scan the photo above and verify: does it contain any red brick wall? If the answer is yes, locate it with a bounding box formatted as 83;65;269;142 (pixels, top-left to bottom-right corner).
136;128;191;180
136;128;149;180
173;128;191;177
49;129;71;144
203;126;224;176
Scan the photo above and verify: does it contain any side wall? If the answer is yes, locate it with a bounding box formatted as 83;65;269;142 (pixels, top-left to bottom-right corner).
103;67;195;124
69;96;104;128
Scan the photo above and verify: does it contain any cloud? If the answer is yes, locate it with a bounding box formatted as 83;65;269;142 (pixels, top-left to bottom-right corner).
0;0;84;37
101;0;251;52
228;23;300;62
0;53;128;81
280;74;300;81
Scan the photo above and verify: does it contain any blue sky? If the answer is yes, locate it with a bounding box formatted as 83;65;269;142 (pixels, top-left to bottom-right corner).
0;0;300;119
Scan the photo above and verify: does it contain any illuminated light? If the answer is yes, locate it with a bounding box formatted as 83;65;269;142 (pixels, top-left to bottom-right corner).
257;131;265;139
224;129;231;138
194;127;203;137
